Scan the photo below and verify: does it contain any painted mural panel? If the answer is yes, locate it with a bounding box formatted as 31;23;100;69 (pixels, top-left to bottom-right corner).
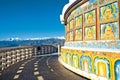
100;2;118;21
83;60;89;72
101;22;119;40
75;15;82;28
85;26;96;40
66;53;71;65
97;62;107;77
75;29;82;41
115;60;120;80
72;54;79;68
70;31;73;41
85;10;96;25
70;20;74;30
80;55;92;72
94;57;110;78
62;53;66;63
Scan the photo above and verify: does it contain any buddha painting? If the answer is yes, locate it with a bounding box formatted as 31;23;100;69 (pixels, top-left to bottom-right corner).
100;2;118;21
85;10;96;25
70;20;74;30
101;22;118;40
85;26;96;40
70;32;73;41
75;29;82;41
76;15;82;28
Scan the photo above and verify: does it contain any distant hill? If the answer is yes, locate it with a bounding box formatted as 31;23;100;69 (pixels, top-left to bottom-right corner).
0;38;65;48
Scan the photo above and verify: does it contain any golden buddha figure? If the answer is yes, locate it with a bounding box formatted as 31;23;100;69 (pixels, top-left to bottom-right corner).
102;4;117;20
70;32;73;41
104;7;113;20
86;14;94;25
86;28;94;40
75;30;82;40
76;16;82;28
76;18;79;28
105;8;113;18
103;25;115;40
70;20;74;30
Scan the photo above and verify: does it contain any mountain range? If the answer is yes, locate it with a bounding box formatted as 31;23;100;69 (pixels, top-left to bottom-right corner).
0;37;65;48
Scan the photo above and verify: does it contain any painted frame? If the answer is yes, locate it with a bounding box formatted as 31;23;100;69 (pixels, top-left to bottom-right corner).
75;29;82;41
80;55;92;72
85;26;96;40
85;10;96;25
100;22;119;40
100;2;118;21
70;19;74;30
75;15;82;29
70;31;74;41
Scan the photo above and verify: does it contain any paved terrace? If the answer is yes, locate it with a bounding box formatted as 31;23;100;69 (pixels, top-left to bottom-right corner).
0;46;89;80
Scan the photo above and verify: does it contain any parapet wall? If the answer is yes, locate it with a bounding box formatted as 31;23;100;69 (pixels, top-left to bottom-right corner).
0;46;34;73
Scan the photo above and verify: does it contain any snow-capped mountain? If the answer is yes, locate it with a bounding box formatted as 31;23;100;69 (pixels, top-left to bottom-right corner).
0;36;65;48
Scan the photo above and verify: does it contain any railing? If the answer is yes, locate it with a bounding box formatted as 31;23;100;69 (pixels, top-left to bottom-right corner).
34;45;58;56
0;45;60;75
0;46;34;73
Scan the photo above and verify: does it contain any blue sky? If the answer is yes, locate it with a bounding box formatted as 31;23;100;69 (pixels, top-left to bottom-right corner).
0;0;68;40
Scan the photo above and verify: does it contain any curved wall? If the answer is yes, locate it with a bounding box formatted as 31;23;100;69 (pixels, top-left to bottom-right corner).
59;0;120;80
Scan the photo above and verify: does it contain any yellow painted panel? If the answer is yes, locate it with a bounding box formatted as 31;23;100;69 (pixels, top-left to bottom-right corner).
98;62;107;77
